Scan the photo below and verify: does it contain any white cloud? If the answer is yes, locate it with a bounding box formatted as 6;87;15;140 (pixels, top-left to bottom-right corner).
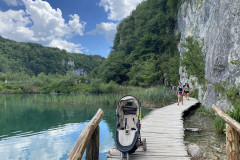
2;0;22;6
99;0;145;21
96;0;145;42
0;0;86;53
0;9;35;41
49;39;83;53
23;0;87;41
23;0;67;39
68;14;86;37
88;22;117;43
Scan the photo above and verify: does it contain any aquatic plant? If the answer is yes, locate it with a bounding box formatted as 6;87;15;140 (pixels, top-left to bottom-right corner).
134;87;177;107
19;86;176;108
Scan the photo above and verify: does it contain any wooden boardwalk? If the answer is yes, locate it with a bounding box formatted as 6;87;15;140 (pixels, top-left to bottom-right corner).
107;98;199;160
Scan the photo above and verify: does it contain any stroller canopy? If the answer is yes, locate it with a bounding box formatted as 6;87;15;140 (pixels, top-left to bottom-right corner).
116;96;141;115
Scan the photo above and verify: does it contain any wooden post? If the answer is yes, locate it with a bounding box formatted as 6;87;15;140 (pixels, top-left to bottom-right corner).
212;104;240;160
86;125;99;160
226;124;239;160
67;109;104;160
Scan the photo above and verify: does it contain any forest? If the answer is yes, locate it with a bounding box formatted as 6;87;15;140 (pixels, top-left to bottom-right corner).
0;36;104;76
0;0;185;93
93;0;183;87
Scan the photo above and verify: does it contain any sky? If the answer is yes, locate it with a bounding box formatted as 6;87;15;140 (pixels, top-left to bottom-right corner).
0;0;145;57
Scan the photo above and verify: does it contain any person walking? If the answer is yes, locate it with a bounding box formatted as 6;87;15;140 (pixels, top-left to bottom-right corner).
176;81;184;105
184;83;190;100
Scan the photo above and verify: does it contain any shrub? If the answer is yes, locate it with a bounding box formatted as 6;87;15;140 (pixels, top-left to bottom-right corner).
181;36;205;85
99;81;119;93
191;88;199;99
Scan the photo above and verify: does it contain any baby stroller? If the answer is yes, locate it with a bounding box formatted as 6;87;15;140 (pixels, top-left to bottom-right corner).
115;96;147;160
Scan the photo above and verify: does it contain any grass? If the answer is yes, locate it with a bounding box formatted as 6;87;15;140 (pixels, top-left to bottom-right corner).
135;87;177;107
0;72;178;108
198;104;215;117
214;116;226;133
23;86;177;108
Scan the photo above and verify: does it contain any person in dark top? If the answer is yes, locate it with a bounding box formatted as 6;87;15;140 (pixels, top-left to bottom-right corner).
184;83;190;100
176;81;184;105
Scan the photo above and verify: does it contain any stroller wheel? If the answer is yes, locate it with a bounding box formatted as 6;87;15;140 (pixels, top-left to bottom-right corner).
120;152;124;160
120;152;129;160
126;152;129;160
142;138;147;151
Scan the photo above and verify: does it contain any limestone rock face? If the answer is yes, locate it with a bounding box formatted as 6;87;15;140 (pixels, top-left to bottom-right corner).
177;0;240;109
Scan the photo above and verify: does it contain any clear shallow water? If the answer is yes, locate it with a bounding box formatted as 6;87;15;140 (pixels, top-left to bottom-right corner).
0;94;150;160
184;108;226;159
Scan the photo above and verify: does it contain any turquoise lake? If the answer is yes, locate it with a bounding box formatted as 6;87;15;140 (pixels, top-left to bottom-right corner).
0;94;150;160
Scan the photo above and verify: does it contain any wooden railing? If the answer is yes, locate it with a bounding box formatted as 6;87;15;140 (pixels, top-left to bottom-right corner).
67;108;104;160
212;104;240;160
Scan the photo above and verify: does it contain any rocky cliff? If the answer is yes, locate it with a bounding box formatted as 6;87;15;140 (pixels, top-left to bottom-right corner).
177;0;240;109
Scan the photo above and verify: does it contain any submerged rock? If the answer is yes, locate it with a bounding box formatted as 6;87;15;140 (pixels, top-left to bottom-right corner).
186;143;202;159
185;128;200;132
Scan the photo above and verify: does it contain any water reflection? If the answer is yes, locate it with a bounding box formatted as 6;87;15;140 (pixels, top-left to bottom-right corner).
0;121;114;160
0;94;150;160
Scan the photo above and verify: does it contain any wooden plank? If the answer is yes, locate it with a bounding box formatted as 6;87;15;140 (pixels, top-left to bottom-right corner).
67;109;104;160
129;156;191;160
108;149;120;156
107;98;198;160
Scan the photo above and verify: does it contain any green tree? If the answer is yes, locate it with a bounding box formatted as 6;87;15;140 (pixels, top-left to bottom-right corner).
97;51;130;84
0;36;104;76
96;0;181;86
181;36;205;84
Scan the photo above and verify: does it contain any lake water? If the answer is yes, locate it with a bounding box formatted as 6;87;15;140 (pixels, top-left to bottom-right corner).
0;94;151;160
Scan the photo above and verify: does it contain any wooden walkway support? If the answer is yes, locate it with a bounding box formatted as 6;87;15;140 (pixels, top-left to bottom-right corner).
108;98;198;160
212;104;240;160
67;108;104;160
